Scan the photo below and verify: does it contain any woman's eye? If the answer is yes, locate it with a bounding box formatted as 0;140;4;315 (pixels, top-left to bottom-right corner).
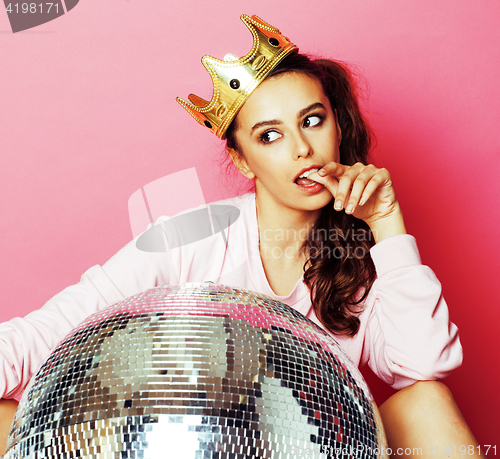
260;130;281;144
303;115;323;128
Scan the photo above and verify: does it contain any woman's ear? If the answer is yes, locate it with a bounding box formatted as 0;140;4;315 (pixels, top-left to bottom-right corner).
228;148;255;180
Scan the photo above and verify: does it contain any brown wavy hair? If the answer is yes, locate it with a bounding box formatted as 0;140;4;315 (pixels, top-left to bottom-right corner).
225;52;376;337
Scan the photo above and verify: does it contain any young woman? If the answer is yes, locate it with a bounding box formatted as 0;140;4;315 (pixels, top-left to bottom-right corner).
0;14;483;458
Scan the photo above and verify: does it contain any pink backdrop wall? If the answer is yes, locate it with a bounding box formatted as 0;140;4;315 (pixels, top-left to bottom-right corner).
1;0;499;445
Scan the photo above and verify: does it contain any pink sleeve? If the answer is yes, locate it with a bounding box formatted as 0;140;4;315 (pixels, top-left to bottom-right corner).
0;239;173;399
362;234;463;390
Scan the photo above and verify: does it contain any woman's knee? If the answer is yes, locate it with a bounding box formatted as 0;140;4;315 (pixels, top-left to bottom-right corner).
400;380;453;404
407;380;451;396
379;381;481;453
382;380;453;412
379;380;465;435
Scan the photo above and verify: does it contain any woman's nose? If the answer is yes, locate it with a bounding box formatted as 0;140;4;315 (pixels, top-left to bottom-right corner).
294;136;313;160
291;131;313;160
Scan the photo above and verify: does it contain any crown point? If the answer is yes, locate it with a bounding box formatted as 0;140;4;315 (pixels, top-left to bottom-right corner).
188;94;210;108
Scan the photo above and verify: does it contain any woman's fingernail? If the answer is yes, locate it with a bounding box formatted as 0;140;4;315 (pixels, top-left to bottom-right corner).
359;197;365;206
346;204;354;214
334;201;342;210
318;169;326;176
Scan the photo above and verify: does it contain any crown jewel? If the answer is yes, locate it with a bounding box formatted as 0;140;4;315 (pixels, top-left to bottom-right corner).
176;14;298;139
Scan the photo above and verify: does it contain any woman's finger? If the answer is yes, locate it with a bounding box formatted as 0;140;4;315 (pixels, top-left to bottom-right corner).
358;170;390;205
307;171;339;198
317;162;349;179
344;168;378;213
329;163;366;211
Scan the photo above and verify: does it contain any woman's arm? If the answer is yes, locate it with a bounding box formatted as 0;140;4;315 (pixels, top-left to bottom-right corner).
0;194;247;400
309;163;462;387
362;234;463;389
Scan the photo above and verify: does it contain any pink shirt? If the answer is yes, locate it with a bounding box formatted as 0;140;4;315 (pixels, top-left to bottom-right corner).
0;193;462;398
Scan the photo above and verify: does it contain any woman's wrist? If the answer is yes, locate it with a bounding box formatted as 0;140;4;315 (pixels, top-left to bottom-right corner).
367;203;407;244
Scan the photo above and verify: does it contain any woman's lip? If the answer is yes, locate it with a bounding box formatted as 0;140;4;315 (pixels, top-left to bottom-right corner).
294;181;324;194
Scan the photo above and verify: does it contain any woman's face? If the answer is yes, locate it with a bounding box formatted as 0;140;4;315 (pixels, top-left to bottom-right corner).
229;72;341;215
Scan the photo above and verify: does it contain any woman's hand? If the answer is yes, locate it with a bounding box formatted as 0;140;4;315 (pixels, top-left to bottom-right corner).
308;162;407;243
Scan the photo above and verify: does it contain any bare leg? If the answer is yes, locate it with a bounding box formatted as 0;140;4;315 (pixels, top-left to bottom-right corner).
379;381;483;458
0;399;18;455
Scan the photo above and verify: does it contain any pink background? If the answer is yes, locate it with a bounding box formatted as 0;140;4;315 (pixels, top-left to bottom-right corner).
1;0;499;445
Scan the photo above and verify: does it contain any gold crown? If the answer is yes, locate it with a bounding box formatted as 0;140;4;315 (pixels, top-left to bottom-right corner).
176;14;298;139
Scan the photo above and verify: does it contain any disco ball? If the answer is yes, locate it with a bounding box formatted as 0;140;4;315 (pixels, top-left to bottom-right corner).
6;283;387;459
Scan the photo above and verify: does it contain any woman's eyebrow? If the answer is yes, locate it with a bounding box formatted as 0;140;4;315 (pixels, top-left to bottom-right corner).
298;102;325;119
250;102;326;133
251;119;282;133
